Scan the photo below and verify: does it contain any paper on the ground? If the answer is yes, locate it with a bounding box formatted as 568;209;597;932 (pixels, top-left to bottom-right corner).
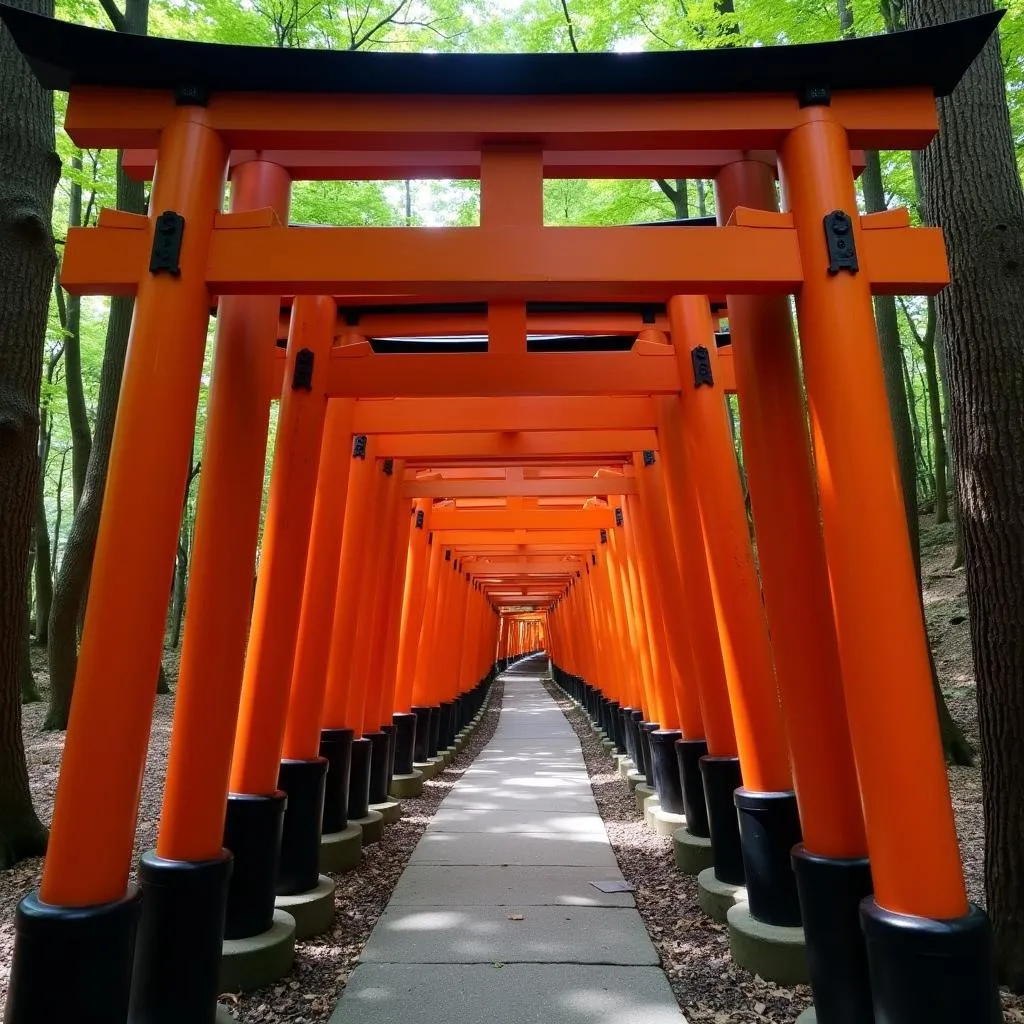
589;880;635;893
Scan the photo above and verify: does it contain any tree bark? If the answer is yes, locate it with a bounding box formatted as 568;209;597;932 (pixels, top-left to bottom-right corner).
0;0;58;866
21;574;41;704
921;299;950;522
46;0;151;729
905;0;1024;988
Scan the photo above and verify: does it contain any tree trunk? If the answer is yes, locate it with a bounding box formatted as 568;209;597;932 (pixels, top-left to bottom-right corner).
63;152;91;510
656;178;689;219
905;0;1024;988
21;575;41;704
170;538;187;649
0;0;58;866
52;445;68;575
46;0;150;729
921;298;950;523
33;461;52;645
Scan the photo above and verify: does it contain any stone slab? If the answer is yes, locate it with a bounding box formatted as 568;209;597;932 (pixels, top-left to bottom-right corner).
673;827;714;875
796;1008;817;1023
648;807;687;838
320;825;362;873
219;909;295;993
617;757;635;780
359;905;660;965
727;902;809;985
216;1006;236;1023
351;809;384;845
635;783;655;814
409;831;619;868
698;866;748;923
388;865;636;908
275;874;336;938
642;792;660;826
440;787;598;814
428;808;607;836
601;738;617;754
390;770;424;799
626;769;646;792
330;963;686;1024
370;799;402;825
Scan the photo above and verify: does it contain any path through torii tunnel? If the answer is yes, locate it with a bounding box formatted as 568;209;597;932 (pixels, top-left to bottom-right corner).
0;6;1006;1024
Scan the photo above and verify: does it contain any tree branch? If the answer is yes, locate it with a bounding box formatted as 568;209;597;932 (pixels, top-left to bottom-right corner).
559;0;580;52
96;0;127;31
656;178;678;202
351;0;411;49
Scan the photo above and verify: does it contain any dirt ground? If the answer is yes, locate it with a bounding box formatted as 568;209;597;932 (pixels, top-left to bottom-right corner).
0;512;1017;1020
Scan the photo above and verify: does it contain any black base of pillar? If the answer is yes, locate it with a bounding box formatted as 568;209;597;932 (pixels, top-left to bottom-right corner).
606;701;622;752
411;706;432;764
5;888;141;1023
319;728;354;834
650;729;685;815
676;738;710;838
735;788;802;926
382;723;397;786
366;731;390;806
439;701;455;750
640;722;659;786
347;738;372;821
393;713;417;775
699;755;744;886
223;791;286;939
792;846;874;1024
129;850;232;1024
620;707;637;764
861;899;1001;1024
428;705;442;759
630;711;645;774
277;758;328;895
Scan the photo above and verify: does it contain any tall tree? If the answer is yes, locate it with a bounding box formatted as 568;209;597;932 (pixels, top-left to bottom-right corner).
905;0;1024;989
0;0;59;866
46;0;153;729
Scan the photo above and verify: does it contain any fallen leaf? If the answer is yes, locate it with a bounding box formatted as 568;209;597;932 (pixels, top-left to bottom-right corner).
508;914;524;921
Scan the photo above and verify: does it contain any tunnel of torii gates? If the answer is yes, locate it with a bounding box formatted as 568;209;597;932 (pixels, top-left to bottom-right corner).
0;5;1008;1024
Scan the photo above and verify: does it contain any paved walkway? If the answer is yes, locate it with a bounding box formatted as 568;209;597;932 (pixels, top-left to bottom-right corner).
330;656;687;1024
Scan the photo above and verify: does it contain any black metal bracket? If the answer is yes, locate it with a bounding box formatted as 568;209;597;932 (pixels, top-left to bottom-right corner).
592;552;597;565
291;348;314;390
615;507;624;526
383;458;394;476
798;84;831;108
643;449;656;467
691;346;714;388
150;211;184;276
352;435;368;459
445;549;452;561
415;510;425;529
825;210;859;274
600;528;608;544
174;84;209;107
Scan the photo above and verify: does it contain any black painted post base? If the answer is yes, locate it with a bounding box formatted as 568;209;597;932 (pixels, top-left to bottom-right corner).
381;723;397;787
629;711;645;775
700;755;745;886
861;899;1001;1024
792;846;874;1024
621;707;638;764
5;888;142;1023
735;788;803;926
129;850;233;1024
650;729;685;815
365;732;390;806
411;706;432;764
606;701;622;752
676;738;710;838
223;791;287;939
640;723;659;786
427;705;442;759
319;728;353;834
347;738;373;822
439;701;455;750
277;758;328;896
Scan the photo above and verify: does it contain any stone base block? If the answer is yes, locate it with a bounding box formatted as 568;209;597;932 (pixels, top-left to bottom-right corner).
390;770;424;799
795;1008;816;1023
219;909;296;993
727;902;809;985
673;827;714;875
351;809;384;845
642;792;660;826
616;757;634;780
216;1006;236;1023
649;806;687;838
626;769;646;792
320;825;362;873
442;746;458;764
370;799;402;825
601;738;616;754
275;874;336;939
698;866;747;923
634;783;655;815
415;757;445;780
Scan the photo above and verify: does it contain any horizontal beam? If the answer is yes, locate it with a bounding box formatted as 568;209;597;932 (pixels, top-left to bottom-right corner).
430;507;615;531
66;87;940;153
402;478;638;498
373;430;657;461
436;530;601;546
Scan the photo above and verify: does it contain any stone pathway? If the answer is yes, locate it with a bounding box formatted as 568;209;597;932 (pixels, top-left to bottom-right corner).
330;656;687;1024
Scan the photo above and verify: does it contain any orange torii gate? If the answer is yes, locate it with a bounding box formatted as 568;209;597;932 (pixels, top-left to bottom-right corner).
0;7;1004;1024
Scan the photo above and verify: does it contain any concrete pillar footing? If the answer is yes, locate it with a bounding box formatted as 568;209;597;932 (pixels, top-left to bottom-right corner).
601;738;616;754
673;827;714;875
616;756;634;780
320;824;362;873
350;809;384;845
648;806;687;838
795;1008;816;1023
625;770;645;792
642;792;660;825
727;902;809;985
634;782;655;814
275;874;336;938
390;770;424;799
697;866;747;922
370;799;402;825
216;1006;236;1022
219;909;296;993
415;757;445;780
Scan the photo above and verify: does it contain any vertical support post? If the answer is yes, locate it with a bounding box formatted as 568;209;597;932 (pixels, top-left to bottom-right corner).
6;105;227;1024
779;106;999;1021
